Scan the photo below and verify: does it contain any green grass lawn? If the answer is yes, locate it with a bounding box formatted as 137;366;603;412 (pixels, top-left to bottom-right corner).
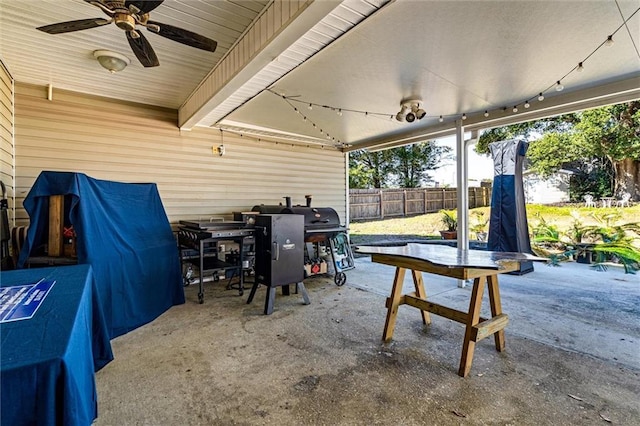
348;203;640;246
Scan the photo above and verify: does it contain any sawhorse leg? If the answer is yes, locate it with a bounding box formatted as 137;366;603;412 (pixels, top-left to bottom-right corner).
411;270;430;325
383;267;406;342
487;274;505;351
458;276;486;377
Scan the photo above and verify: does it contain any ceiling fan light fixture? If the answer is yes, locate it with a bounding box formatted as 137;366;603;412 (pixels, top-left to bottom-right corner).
94;50;130;73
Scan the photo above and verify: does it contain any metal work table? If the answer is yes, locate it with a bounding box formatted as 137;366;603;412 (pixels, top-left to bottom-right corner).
355;243;544;377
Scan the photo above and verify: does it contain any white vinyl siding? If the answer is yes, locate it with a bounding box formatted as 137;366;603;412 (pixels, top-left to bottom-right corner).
0;60;14;226
14;83;347;226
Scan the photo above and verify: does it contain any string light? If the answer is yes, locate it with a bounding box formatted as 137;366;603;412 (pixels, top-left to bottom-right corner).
262;10;639;140
214;128;339;150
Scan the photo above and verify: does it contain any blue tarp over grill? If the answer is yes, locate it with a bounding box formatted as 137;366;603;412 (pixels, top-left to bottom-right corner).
18;171;184;338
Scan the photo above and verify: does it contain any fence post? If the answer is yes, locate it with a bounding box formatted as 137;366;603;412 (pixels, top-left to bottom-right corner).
424;189;427;214
379;189;384;219
403;190;407;217
442;189;446;210
473;188;477;208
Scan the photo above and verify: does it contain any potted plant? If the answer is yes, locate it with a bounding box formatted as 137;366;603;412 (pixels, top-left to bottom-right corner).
439;209;457;240
470;210;489;241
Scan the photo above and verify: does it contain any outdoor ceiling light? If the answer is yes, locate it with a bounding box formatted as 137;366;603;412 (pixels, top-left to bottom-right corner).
395;104;409;122
93;50;130;73
396;98;426;123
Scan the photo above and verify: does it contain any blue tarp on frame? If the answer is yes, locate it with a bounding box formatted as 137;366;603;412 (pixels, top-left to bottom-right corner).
18;171;184;338
488;139;534;274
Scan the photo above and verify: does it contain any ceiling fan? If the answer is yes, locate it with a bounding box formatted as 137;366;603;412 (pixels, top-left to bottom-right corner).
36;0;217;68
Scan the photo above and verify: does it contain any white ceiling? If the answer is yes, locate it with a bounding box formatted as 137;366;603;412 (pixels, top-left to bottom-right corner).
1;0;639;151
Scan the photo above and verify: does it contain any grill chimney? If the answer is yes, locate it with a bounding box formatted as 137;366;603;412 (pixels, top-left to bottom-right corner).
305;195;312;207
284;196;292;208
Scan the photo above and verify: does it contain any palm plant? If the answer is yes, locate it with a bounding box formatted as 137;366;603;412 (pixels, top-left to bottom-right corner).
530;210;640;273
439;209;457;231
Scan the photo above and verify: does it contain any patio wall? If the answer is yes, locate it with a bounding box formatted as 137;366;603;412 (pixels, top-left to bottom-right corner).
9;83;347;227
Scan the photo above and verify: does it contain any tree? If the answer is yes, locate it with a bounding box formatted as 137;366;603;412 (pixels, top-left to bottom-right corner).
348;149;395;188
392;142;451;188
349;142;451;188
476;102;640;200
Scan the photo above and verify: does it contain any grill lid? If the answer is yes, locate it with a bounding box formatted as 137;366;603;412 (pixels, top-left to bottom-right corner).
280;206;341;230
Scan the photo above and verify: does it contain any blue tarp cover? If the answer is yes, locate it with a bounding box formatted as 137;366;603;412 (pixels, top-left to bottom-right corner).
488;139;533;255
18;171;184;338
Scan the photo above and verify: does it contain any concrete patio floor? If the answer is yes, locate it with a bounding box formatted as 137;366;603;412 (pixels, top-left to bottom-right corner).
94;257;640;425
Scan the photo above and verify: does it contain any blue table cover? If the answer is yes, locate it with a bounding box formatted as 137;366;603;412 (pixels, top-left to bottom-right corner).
1;265;114;426
17;171;185;338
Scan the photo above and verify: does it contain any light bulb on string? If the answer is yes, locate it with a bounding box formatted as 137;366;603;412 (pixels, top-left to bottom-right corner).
524;101;530;109
513;106;518;113
337;109;342;116
462;113;467;120
576;62;584;72
484;111;489;117
555;81;564;92
308;103;313;110
538;93;545;101
438;115;443;122
605;35;614;46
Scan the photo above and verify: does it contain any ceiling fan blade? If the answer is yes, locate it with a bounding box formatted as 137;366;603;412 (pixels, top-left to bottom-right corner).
147;20;217;52
37;18;110;34
126;0;164;14
126;31;159;67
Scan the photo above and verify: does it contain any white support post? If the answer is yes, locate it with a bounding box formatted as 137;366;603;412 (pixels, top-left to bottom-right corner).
456;120;469;288
345;151;350;227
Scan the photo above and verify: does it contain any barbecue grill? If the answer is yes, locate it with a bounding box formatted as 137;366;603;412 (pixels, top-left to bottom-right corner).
252;196;355;285
178;220;254;303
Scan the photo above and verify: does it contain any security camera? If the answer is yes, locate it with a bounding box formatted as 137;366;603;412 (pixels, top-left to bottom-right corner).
415;108;426;120
405;112;416;122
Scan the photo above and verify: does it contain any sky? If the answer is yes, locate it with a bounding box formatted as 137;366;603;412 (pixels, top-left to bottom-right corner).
430;135;494;187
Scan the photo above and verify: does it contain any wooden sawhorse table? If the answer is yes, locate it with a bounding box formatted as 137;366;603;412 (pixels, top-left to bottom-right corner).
355;244;541;377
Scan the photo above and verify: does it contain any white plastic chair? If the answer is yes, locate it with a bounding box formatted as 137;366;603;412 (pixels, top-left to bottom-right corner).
617;193;631;207
583;194;596;207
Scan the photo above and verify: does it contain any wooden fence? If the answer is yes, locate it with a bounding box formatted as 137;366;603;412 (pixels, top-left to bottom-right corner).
349;187;492;221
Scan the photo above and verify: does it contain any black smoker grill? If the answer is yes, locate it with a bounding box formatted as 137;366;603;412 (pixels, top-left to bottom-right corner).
252;196;355;285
